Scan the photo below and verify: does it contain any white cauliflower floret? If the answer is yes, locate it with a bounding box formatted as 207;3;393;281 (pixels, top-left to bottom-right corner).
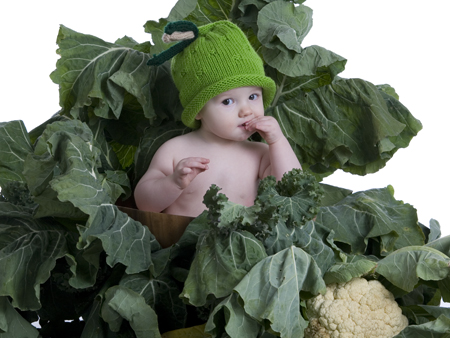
304;277;408;338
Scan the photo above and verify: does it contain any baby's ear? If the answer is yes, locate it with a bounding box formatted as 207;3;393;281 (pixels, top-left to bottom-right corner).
195;113;202;120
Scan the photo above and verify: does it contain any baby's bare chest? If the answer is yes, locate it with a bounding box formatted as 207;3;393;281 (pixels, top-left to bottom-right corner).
175;147;263;204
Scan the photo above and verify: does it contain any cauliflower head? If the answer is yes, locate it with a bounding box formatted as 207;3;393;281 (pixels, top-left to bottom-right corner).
304;277;408;338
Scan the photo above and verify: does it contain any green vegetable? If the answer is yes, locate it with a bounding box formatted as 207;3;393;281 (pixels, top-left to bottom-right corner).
0;0;447;337
0;180;36;210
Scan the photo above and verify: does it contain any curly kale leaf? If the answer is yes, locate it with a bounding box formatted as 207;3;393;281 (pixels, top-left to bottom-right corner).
202;184;260;236
200;170;324;243
256;168;324;227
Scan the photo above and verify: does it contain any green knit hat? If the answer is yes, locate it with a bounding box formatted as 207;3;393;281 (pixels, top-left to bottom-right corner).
148;21;276;129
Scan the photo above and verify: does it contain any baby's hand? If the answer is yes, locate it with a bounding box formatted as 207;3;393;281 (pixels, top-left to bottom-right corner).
172;157;210;189
244;116;283;145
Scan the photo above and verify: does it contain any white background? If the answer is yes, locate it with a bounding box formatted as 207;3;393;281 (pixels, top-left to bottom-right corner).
2;1;448;257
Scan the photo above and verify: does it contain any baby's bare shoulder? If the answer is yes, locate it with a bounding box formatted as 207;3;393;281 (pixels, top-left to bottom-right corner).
149;134;190;165
156;133;197;152
165;132;194;144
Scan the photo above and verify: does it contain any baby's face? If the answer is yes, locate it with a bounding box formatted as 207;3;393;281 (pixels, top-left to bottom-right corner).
195;86;264;142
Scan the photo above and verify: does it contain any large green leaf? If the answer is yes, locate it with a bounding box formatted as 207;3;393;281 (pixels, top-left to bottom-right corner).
27;113;71;145
32;117;93;156
419;305;450;321
102;285;161;338
29;120;113;215
426;235;450;256
108;48;155;120
377;86;423;150
181;229;267;307
256;2;345;79
236;0;271;13
205;292;261;338
88;117;121;171
79;295;106;338
185;0;233;25
291;221;336;273
169;211;211;258
0;297;39;337
50;26;125;118
0;203;67;311
259;215;294;256
319;183;353;207
148;62;184;122
23;121;90;219
65;236;103;289
79;204;160;274
25;119;132;215
323;255;378;284
0;121;33;186
26;183;87;219
23;119;155;275
316;186;425;255
77;263;127;337
267;78;422;175
256;207;335;271
263;45;347;79
376;246;450;294
394;315;450;337
50;25;155;121
427;219;442;243
257;1;312;53
234;246;326;338
120;272;187;333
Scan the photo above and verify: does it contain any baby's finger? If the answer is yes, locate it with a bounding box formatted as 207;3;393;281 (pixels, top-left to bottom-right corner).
184;159;209;170
185;157;210;165
180;167;193;175
245;116;270;127
246;119;274;133
178;157;209;166
197;158;210;166
245;117;283;144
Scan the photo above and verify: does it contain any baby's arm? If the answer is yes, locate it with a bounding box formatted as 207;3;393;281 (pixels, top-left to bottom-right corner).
245;116;301;180
134;144;209;212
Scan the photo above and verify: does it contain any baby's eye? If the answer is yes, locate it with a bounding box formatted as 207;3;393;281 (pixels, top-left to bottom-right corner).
249;93;259;100
222;98;234;106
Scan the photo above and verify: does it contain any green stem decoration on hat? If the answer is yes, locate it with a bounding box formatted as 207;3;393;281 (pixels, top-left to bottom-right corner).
147;21;199;67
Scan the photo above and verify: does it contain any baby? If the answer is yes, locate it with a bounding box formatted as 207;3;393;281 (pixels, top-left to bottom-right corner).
134;21;301;217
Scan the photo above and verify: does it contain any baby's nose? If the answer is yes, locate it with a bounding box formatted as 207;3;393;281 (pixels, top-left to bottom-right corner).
239;106;252;117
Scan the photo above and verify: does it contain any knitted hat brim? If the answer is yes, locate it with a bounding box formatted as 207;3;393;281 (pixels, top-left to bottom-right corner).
181;74;277;129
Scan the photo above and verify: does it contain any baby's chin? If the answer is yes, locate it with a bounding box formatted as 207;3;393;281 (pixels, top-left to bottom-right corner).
239;129;257;141
241;125;258;137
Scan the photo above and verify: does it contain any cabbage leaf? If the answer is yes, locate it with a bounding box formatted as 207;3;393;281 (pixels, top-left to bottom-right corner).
234;246;326;338
0;121;33;186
